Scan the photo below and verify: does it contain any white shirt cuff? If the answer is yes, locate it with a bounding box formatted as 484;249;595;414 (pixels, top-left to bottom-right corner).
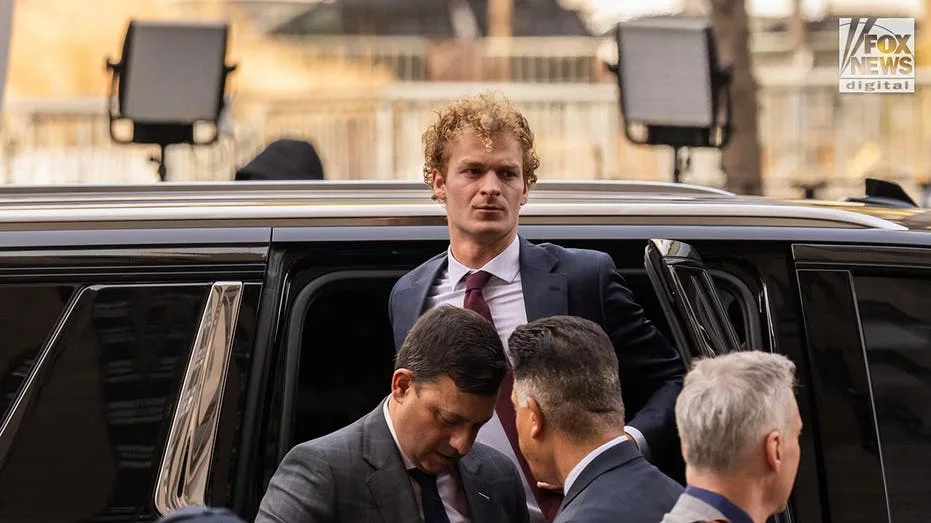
624;425;651;461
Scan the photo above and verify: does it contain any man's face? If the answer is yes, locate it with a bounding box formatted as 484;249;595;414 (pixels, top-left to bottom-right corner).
512;384;558;486
391;373;497;474
432;128;529;245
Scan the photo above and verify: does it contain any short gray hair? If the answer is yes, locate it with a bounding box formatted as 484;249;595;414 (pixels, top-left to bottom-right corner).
509;316;623;441
675;351;797;472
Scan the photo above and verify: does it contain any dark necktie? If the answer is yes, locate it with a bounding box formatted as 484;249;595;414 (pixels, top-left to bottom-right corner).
461;270;562;521
409;468;452;523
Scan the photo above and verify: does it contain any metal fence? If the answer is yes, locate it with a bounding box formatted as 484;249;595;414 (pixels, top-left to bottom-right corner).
3;66;931;201
271;30;842;84
275;36;611;84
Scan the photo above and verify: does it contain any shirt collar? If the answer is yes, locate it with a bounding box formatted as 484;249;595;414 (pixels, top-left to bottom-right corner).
685;486;754;523
383;399;416;470
563;435;628;495
446;234;521;289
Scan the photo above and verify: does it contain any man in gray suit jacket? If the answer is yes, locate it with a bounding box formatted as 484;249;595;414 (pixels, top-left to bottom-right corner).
662;351;802;523
507;316;682;523
257;305;529;523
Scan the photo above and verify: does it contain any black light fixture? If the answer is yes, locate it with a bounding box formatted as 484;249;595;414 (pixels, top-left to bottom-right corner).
610;16;732;183
106;20;237;181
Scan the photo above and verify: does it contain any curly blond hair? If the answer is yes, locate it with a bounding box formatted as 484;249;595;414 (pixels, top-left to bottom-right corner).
422;93;540;196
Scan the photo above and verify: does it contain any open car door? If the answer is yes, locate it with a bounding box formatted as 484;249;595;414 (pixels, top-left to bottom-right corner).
644;239;741;363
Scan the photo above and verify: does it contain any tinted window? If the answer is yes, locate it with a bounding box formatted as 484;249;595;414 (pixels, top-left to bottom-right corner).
667;266;740;356
618;270;754;354
0;284;210;523
854;275;931;523
0;285;76;422
797;270;887;523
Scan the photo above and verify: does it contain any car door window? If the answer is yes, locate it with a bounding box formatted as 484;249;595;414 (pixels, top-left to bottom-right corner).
796;269;889;523
0;284;211;523
644;239;741;362
0;285;77;423
852;274;931;523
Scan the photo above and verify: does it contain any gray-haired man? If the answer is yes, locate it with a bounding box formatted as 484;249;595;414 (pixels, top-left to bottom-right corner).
508;316;682;523
661;351;803;523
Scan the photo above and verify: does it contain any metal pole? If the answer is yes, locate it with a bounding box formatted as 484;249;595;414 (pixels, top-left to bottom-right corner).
0;0;13;119
0;1;14;185
672;146;690;184
672;147;681;184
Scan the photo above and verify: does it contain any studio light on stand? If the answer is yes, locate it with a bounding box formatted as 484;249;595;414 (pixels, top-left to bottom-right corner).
106;20;237;181
610;17;732;184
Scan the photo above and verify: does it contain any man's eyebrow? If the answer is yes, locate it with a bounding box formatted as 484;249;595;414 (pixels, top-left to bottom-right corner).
455;159;520;170
439;408;466;422
441;408;494;426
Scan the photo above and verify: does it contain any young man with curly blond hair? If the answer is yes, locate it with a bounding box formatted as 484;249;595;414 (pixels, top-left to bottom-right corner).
389;92;686;523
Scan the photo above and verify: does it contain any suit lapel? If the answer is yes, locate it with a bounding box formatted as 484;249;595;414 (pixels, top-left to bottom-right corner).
559;440;641;513
362;400;422;523
393;252;448;348
519;238;568;321
458;450;496;522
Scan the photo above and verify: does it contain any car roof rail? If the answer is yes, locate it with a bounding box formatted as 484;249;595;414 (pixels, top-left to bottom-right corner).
0;179;735;196
531;180;735;196
844;177;919;208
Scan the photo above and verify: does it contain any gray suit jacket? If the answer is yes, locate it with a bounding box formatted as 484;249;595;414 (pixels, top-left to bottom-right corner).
660;493;729;523
553;440;682;523
256;400;529;523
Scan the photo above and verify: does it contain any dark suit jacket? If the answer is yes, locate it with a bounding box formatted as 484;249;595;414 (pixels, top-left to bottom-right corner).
555;440;683;523
388;237;685;461
256;400;529;523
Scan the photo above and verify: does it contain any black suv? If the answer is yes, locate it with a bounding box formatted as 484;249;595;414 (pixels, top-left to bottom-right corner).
0;180;927;523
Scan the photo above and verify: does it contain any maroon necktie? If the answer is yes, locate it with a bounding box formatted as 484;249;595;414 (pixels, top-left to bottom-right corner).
462;271;562;521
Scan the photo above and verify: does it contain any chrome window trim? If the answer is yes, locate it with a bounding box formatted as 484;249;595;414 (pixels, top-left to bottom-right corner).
760;281;778;352
0;202;905;230
154;282;244;515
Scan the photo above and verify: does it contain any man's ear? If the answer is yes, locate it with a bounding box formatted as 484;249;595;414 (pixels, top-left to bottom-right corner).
431;170;447;202
527;397;546;440
764;429;784;473
391;369;414;403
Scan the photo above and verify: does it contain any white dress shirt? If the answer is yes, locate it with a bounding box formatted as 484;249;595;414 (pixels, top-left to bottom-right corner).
425;234;527;351
383;400;471;523
425;235;544;522
562;435;629;496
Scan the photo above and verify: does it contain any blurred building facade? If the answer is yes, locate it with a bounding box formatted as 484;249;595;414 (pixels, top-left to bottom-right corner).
0;0;930;201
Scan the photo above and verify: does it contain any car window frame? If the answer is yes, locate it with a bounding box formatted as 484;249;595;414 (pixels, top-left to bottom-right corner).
644;238;743;362
277;269;407;461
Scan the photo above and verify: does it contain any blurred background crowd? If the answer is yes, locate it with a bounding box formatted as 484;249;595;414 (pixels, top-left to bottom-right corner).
0;0;929;202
